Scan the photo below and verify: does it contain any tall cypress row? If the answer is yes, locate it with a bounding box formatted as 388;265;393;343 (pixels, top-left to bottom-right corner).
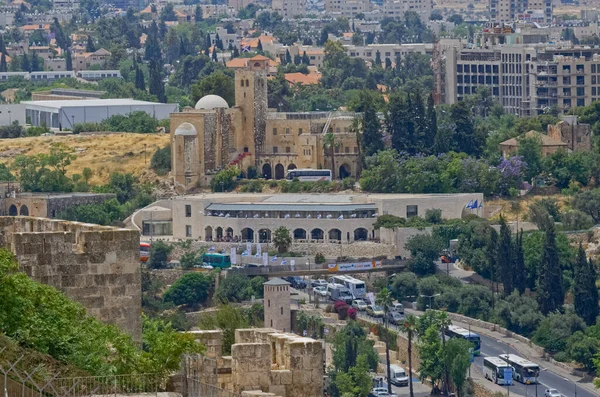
498;215;513;295
537;222;564;315
574;243;599;325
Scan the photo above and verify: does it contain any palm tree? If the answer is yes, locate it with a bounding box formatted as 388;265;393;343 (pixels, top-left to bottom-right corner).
323;131;337;179
401;314;418;397
376;289;394;394
437;311;452;395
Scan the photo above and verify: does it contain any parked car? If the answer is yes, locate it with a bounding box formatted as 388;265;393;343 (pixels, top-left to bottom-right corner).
366;304;385;318
544;389;561;397
286;276;307;289
311;279;328;288
369;387;388;397
390;302;404;315
387;311;404;325
313;286;328;297
352;299;368;311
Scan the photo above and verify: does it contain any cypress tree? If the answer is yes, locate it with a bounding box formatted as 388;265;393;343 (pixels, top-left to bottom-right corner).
285;49;292;64
145;21;162;63
135;67;145;91
302;51;310;65
486;227;499;308
0;53;7;73
361;97;383;157
293;54;301;65
212;48;218;62
205;33;212;51
537;222;564;315
375;50;381;67
194;5;203;22
498;215;514;295
513;229;526;295
425;93;437;153
148;61;165;103
257;39;263;53
31;53;39;71
232;47;239;58
21;54;30;72
574;243;599;326
65;49;72;71
86;35;95;52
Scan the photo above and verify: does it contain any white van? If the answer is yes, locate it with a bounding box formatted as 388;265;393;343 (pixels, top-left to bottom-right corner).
391;302;404;315
389;364;409;387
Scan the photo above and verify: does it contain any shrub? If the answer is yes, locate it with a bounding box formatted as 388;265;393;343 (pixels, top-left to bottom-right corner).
150;145;171;176
148;241;173;269
561;210;594;231
240;180;263;193
72;122;105;134
211;167;239;192
315;252;326;264
337;304;349;320
341;177;356;190
334;301;348;313
163;272;214;308
424;208;443;224
325;303;334;313
247;166;258;179
348;307;358;320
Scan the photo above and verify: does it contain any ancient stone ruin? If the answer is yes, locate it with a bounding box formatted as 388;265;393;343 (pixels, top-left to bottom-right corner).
0;216;142;340
187;328;324;397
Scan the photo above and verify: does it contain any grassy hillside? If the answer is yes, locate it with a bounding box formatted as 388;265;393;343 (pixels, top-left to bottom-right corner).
0;133;170;185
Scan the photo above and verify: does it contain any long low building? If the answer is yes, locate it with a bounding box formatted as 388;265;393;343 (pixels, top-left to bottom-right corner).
22;99;178;128
132;192;484;243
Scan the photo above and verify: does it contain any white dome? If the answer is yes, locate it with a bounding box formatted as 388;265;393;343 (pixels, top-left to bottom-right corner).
174;122;197;136
195;95;229;110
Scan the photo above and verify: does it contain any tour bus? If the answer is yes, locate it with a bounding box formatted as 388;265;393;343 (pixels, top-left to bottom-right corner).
286;168;332;182
483;357;514;385
140;242;151;262
444;325;481;355
498;354;540;384
328;275;367;299
202;253;232;269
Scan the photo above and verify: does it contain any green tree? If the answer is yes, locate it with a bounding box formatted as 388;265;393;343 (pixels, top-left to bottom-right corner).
148;60;166;103
194;5;203;22
163;273;213;308
150;145;171;176
573;243;599;326
332;320;378;373
323;132;338;179
144;21;162;63
65;49;72;71
517;133;542;181
405;233;444;275
573;189;600;223
215;274;265;303
537;222;564;315
333;354;372;397
135;66;146;91
418;325;444;389
210;166;238;192
450;101;483;156
148;241;173;269
443;338;472;397
86;34;96;52
272;226;292;254
0;53;6;73
498;215;513;295
401;314;418;397
198;304;261;354
390;272;418;302
191;70;235;106
494;291;543;336
533;311;586;354
376;288;394;394
513;230;526;295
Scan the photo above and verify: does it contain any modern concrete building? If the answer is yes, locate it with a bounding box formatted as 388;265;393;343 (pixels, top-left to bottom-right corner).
490;0;552;23
0;104;25;126
132;192;484;242
444;44;600;115
271;0;306;18
23;98;178;129
264;278;291;332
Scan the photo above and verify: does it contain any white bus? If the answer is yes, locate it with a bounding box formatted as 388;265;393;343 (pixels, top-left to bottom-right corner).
498;354;540;384
286;169;332;182
483;357;514;385
444;325;481;355
329;275;366;299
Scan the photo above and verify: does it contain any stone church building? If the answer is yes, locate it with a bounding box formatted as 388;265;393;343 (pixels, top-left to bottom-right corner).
170;55;360;192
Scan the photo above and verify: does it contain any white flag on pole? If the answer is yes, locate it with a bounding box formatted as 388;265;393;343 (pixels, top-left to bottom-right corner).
262;252;268;266
290;259;295;271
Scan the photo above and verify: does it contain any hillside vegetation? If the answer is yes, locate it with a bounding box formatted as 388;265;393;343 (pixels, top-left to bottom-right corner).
0;248;202;377
0;133;170;185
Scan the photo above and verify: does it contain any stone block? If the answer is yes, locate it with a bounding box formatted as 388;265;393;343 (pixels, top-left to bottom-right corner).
278;370;292;385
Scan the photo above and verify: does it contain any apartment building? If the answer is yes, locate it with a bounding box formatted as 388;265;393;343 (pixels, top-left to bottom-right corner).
271;0;306;18
325;0;371;18
382;0;432;21
490;0;552;23
444;44;600;115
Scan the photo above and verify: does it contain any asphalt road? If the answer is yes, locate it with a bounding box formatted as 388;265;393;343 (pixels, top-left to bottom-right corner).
475;334;594;397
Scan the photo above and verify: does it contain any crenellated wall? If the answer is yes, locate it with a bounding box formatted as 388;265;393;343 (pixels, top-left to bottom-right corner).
0;216;142;340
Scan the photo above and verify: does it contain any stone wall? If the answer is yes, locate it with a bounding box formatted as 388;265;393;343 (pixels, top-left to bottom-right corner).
0;216;142;339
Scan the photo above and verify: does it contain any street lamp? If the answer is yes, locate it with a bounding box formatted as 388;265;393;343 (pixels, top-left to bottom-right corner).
420;293;440;310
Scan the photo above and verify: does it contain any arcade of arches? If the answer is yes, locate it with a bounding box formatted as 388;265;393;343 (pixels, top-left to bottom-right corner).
200;225;375;243
260;162;354;180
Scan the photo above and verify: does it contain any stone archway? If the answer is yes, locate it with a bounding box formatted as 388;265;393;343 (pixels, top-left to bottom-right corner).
262;163;272;179
311;228;324;240
19;205;29;216
8;204;17;216
241;227;254;242
354;228;368;241
287;163;297;171
339;163;351;179
275;164;285;180
259;228;271;243
328;228;342;241
293;228;307;240
216;227;223;239
205;226;213;241
226;227;233;238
